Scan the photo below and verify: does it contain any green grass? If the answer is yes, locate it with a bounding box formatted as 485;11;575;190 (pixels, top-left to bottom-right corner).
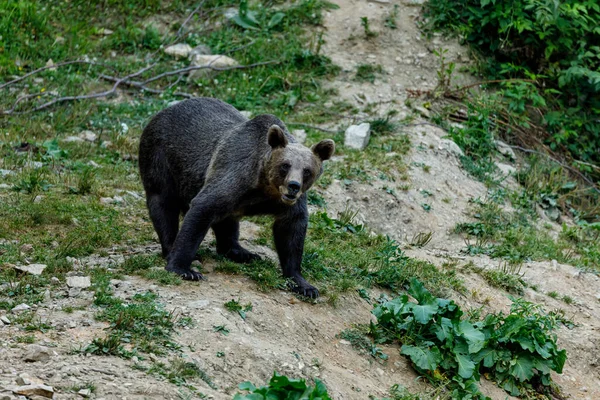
355;64;384;83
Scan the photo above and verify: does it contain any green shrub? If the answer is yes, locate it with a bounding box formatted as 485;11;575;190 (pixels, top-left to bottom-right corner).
425;0;600;177
234;372;331;400
370;279;566;398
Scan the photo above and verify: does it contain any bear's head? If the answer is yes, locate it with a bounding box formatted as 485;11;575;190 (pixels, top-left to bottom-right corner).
266;125;335;205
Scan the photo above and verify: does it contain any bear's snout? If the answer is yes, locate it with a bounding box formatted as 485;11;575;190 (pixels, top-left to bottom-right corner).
287;181;301;196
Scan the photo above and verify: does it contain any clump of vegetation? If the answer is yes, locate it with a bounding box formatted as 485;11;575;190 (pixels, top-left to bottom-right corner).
85;270;178;358
425;0;600;184
355;64;384;83
224;299;253;320
370;279;567;398
234;372;331;400
360;16;378;38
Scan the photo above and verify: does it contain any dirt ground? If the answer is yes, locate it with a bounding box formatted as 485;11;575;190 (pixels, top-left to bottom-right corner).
1;1;599;399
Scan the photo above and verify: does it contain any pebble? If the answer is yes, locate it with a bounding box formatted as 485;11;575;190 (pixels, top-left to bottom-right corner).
66;276;91;289
14;264;47;276
12;303;31;313
164;43;193;58
292;129;307;144
23;344;51;362
0;315;10;325
13;383;54;398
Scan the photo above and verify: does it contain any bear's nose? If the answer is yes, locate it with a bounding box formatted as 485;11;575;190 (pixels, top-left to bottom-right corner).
287;181;301;195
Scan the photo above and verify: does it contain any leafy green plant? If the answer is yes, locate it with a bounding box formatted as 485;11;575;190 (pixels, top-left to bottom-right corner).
360;16;378;38
385;5;399;29
224;299;253;320
370;279;566;398
232;0;285;31
355;64;384;83
425;0;600;182
234;372;331;400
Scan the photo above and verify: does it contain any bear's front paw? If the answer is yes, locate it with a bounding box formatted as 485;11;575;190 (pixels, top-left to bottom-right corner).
289;276;319;299
165;264;204;281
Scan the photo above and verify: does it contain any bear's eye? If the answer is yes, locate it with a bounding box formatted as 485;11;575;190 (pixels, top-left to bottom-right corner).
280;163;291;175
303;168;312;179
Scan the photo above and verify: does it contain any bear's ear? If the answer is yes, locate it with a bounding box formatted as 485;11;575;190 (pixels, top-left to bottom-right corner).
312;139;335;161
267;125;288;149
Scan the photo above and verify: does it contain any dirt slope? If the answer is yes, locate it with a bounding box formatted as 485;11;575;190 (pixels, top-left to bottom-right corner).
1;1;599;400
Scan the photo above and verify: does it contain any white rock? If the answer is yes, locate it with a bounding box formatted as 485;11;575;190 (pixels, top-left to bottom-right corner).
78;388;92;397
66;276;91;289
495;140;516;159
14;264;47;276
344;123;371;150
164;43;193;59
240;110;252;119
497;163;517;176
292;129;307;144
0;169;13;177
188;300;210;309
87;160;100;168
98;28;114;36
63;136;84;143
11;303;31;313
23;344;51;362
188;55;238;79
0;183;11;190
189;44;212;57
80;130;97;142
0;315;10;325
223;7;238;20
16;373;44;386
438;139;464;157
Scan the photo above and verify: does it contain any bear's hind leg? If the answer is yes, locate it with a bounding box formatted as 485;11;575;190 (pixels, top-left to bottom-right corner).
212;217;261;263
147;192;180;258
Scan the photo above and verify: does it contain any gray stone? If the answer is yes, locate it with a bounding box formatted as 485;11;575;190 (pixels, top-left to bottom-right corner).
495;140;516;160
414;106;430;118
0;315;10;325
438;139;464;157
0;169;13;177
13;383;54;398
188;55;238;79
223;7;238;20
344;123;371;150
164;43;193;59
23;345;51;362
98;28;113;36
189;44;212;58
14;264;46;276
292;129;307;144
63;136;84;143
78;388;91;397
240;110;252;119
187;300;210;309
66;276;91;289
80;130;97;142
0;184;10;190
11;303;31;313
496;163;517;176
16;373;43;386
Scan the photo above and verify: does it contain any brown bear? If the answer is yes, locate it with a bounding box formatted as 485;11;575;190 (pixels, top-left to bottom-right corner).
138;97;334;298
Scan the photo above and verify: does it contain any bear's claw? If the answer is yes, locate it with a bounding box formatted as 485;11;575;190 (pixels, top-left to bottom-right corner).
166;265;204;281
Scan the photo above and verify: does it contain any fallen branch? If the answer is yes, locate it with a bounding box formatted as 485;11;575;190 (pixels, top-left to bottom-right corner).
99;74;194;98
0;60;113;90
286;122;338;134
3;64;156;115
141;59;280;85
509;145;600;194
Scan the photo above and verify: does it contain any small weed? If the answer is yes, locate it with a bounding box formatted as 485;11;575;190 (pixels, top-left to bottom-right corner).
562;295;574;305
360;17;378;38
16;335;36;344
149;357;217;390
547;291;559;299
213;325;230;336
355;64;384;83
409;232;433;248
421;203;432;212
224;299;253;320
338;328;388;361
384;5;399;29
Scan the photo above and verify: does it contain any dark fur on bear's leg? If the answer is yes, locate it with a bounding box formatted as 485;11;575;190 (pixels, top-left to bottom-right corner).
273;197;319;298
213;217;262;263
